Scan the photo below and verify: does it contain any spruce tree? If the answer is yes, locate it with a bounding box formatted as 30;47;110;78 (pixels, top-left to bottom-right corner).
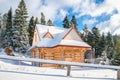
0;14;2;48
1;13;8;48
63;16;70;28
28;16;35;46
0;14;1;27
92;27;101;57
35;17;39;24
47;19;53;26
106;32;114;59
113;35;118;50
82;24;94;47
4;8;13;47
100;33;107;57
71;15;77;30
13;0;29;52
82;24;89;42
106;32;114;47
40;12;46;25
2;13;7;30
111;38;120;66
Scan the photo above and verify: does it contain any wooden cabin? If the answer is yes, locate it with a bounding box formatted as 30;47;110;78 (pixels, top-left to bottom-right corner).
28;24;91;68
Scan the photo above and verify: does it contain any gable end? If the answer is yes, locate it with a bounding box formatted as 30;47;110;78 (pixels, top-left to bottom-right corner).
43;31;54;39
62;27;83;41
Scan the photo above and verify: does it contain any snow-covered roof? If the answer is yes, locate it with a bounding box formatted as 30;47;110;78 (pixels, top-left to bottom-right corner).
29;24;91;50
36;24;69;40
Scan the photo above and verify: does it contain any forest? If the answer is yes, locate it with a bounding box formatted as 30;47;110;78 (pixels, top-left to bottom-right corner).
0;0;120;66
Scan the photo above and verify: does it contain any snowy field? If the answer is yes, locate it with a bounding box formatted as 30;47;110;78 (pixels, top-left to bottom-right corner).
0;60;117;80
0;50;117;80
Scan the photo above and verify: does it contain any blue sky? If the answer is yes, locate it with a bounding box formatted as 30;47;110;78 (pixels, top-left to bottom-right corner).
0;0;120;35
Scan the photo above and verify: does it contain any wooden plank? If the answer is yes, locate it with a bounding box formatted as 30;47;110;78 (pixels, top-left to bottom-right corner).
41;64;55;67
117;69;120;79
74;53;81;56
74;57;80;59
73;59;80;62
0;55;120;70
44;57;54;60
41;64;62;68
44;53;53;57
67;65;71;76
54;53;61;56
65;58;72;62
54;57;61;60
32;51;35;66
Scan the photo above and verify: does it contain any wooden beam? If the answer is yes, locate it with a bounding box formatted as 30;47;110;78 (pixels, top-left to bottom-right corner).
67;65;71;76
39;48;41;67
61;47;65;68
117;69;120;79
32;51;35;66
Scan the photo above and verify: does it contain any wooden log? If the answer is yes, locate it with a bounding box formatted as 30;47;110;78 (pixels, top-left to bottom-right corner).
117;69;120;79
54;57;61;60
32;51;35;66
67;65;71;76
18;60;21;65
65;58;72;62
54;53;61;57
41;64;55;67
73;59;80;62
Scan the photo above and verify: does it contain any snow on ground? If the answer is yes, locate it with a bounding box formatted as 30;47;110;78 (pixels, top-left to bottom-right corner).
0;49;31;66
0;60;117;80
0;49;7;56
0;51;117;80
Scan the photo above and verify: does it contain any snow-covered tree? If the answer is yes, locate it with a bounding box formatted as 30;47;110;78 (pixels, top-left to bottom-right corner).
106;32;114;59
92;27;101;57
4;8;13;47
40;12;46;25
0;13;2;28
28;16;35;46
111;38;120;66
0;13;2;48
47;19;53;26
2;13;7;30
71;15;77;30
1;13;8;48
13;0;29;52
63;16;70;28
35;17;39;24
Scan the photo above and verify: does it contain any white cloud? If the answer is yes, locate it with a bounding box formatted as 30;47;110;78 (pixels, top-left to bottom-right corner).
0;0;19;14
1;0;120;35
96;21;110;34
75;0;120;35
97;13;120;35
83;18;97;27
25;0;82;21
26;0;42;16
95;0;120;35
73;0;117;17
55;9;68;21
0;0;82;21
37;0;82;21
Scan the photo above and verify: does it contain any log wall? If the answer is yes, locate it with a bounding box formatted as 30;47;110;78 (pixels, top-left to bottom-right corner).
31;46;87;68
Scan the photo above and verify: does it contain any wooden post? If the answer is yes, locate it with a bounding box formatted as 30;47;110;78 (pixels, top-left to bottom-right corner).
117;69;120;79
39;48;41;67
18;60;21;65
32;51;35;66
18;53;21;65
36;48;39;67
61;47;65;68
67;65;71;76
